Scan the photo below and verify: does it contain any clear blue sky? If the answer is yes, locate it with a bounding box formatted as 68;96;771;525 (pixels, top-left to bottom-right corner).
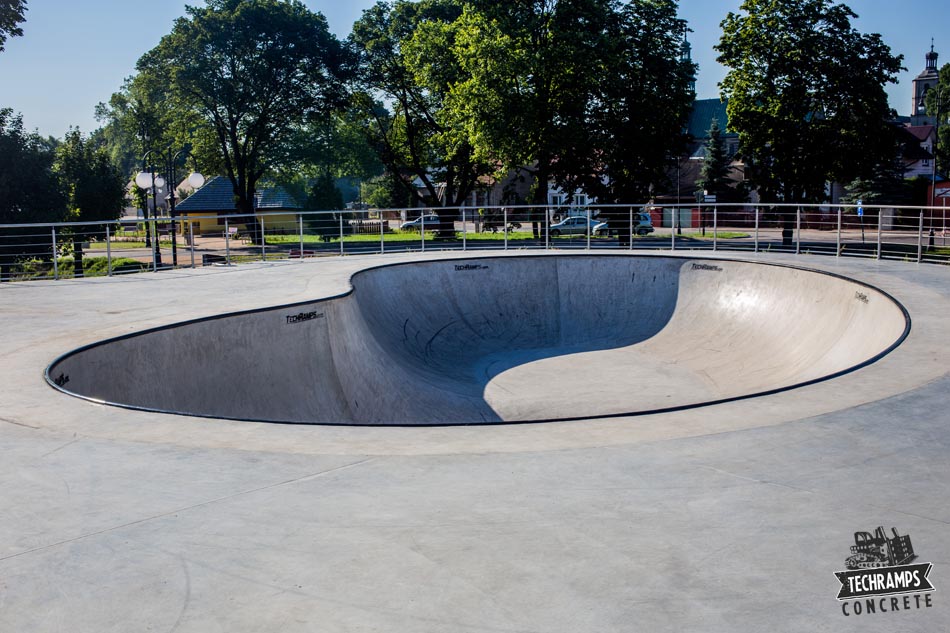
0;0;946;138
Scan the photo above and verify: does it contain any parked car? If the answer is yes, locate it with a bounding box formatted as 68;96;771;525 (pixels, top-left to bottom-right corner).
593;212;655;237
549;216;601;237
399;214;442;231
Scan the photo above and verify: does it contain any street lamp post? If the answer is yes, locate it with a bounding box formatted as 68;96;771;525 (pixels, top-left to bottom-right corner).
161;148;204;267
136;151;165;267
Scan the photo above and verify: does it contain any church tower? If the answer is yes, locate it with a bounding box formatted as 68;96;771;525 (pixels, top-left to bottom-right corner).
682;29;695;94
911;42;939;126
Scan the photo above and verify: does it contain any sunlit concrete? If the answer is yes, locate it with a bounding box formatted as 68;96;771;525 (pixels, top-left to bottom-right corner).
2;250;949;632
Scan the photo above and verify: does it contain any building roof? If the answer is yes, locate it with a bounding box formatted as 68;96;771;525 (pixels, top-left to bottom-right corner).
176;176;303;213
906;125;936;142
686;99;734;140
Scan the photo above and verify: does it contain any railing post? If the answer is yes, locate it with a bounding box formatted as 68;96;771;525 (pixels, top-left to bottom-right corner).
51;227;58;280
504;206;509;251
189;221;195;268
754;205;759;254
795;207;801;255
462;208;467;251
420;213;425;253
630;206;635;251
380;211;385;254
836;205;842;257
876;212;882;260
339;213;344;256
917;210;924;263
106;225;112;276
670;206;675;251
586;205;591;250
545;206;550;250
260;216;266;262
713;205;718;251
299;213;304;259
224;217;231;266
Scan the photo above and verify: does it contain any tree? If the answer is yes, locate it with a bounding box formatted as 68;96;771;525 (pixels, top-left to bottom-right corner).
53;129;128;277
94;74;172;181
0;109;67;280
925;63;950;180
696;120;732;198
717;0;903;244
0;0;26;52
305;172;344;241
138;0;349;244
276;109;384;199
362;173;412;209
445;0;615;237
584;1;695;202
350;0;495;237
579;0;695;243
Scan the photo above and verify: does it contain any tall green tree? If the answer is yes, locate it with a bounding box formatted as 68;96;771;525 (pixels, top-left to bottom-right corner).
576;0;694;243
94;74;172;181
0;0;26;51
445;0;614;236
583;1;695;204
0;109;66;280
137;0;349;243
54;129;127;277
717;0;903;243
925;63;950;180
696;119;732;198
350;0;494;238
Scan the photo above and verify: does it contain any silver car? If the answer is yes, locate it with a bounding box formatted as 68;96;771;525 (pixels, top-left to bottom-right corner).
399;214;442;231
549;216;600;237
593;212;655;236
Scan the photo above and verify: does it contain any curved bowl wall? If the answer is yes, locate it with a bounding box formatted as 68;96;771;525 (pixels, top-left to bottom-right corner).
46;255;910;425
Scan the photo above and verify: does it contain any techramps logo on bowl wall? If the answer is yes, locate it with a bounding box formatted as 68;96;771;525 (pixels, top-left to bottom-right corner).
835;526;935;617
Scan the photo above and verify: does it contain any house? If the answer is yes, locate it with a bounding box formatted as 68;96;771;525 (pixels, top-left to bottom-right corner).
174;176;304;235
901;125;938;179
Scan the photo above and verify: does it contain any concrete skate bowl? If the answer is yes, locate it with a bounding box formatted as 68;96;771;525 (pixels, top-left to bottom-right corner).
46;255;909;425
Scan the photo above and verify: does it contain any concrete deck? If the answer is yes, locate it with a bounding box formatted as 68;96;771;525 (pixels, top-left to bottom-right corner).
2;250;949;631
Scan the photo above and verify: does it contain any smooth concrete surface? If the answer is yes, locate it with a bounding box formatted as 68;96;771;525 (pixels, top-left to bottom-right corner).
49;256;907;424
2;250;950;632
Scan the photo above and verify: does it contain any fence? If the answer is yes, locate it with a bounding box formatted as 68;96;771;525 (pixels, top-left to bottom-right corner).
2;202;949;282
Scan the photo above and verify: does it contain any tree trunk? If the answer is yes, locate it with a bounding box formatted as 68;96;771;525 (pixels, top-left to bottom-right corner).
531;162;550;240
235;197;260;246
74;241;84;279
781;204;795;247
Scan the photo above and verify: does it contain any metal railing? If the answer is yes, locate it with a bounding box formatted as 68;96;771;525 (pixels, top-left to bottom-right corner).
2;202;949;282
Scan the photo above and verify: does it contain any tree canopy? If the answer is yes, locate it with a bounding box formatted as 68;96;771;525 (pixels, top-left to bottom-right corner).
717;0;904;208
53;129;128;276
925;63;950;180
137;0;349;236
350;0;493;213
445;0;616;212
0;0;26;52
0;108;66;280
696;119;732;199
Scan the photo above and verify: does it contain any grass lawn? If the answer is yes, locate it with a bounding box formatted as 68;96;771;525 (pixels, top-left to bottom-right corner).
262;229;752;246
264;230;542;245
652;231;750;239
89;239;178;249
